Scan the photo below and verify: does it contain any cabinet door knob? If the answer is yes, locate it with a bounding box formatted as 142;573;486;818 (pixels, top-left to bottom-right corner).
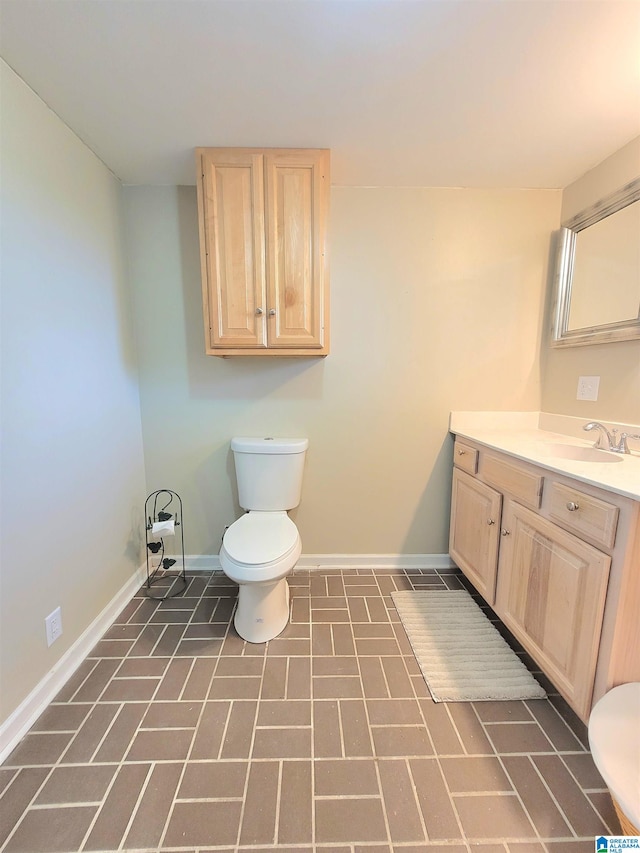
255;307;264;315
487;519;495;525
566;501;580;512
268;308;276;316
501;529;511;536
458;449;466;455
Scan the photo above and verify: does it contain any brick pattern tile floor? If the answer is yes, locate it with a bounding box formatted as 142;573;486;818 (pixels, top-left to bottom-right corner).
0;568;620;852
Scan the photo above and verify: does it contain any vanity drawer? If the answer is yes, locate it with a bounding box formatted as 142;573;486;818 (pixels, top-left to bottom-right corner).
549;483;619;549
454;440;478;474
480;453;543;509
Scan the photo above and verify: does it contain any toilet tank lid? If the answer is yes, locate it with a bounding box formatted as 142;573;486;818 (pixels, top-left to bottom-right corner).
231;437;308;454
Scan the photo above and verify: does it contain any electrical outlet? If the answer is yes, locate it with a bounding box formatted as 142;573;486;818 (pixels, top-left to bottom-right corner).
45;607;63;647
577;375;600;401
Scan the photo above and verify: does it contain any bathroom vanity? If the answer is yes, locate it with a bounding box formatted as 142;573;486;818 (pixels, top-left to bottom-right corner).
449;412;640;722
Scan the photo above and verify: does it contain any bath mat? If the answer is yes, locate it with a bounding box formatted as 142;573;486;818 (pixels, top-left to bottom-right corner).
391;589;546;702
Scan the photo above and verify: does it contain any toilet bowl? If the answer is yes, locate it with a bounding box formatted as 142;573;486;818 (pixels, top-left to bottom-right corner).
220;511;301;643
219;437;308;643
588;682;640;836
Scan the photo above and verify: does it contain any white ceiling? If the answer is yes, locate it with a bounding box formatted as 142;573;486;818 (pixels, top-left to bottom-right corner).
1;0;639;188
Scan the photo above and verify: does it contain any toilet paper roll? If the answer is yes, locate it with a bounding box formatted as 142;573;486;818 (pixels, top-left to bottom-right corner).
151;519;175;537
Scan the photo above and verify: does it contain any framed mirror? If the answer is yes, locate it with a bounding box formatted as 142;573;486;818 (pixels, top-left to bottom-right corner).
551;177;640;347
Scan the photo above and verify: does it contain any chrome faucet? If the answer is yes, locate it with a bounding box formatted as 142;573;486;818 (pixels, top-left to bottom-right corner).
583;422;640;454
583;422;615;450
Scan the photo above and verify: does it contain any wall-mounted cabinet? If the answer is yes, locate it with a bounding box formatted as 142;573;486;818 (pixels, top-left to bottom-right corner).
196;148;330;357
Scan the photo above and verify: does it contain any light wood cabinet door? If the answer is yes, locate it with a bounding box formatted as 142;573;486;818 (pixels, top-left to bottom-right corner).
449;468;502;604
196;147;329;356
495;501;611;721
198;150;266;349
265;150;329;349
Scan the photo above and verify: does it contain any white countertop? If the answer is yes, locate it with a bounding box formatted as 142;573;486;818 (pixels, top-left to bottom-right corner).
450;411;640;501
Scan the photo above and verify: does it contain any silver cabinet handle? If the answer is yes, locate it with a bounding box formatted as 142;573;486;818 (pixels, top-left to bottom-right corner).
487;519;495;525
255;307;264;315
268;309;276;316
566;501;580;512
501;529;511;536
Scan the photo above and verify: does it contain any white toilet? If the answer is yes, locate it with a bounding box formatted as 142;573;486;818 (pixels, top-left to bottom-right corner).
588;682;640;836
220;437;308;643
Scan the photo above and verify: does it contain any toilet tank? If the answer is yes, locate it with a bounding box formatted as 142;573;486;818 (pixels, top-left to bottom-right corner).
231;437;309;511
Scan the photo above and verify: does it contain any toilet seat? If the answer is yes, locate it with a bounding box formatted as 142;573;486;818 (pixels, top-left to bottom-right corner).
221;511;301;583
588;682;640;832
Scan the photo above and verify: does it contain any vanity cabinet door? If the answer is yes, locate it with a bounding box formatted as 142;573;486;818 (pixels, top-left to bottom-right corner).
494;501;611;721
449;468;502;604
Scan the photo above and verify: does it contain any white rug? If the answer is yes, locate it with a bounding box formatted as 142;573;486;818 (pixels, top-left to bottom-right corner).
391;589;546;702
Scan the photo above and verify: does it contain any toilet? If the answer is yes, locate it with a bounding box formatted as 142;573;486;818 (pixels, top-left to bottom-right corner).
220;436;308;643
588;682;640;836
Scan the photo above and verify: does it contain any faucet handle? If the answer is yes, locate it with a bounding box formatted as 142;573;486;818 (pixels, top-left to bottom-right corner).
617;433;640;454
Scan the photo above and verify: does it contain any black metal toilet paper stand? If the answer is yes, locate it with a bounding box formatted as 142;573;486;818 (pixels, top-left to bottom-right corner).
144;489;187;600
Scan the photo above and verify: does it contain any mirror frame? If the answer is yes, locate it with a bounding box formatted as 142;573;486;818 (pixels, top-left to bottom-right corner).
551;176;640;348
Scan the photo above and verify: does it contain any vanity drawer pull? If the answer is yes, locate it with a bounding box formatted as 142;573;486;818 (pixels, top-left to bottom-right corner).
453;440;478;474
487;519;496;525
549;482;619;549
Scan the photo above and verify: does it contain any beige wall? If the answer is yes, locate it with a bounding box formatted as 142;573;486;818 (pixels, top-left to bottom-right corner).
0;62;146;723
124;184;560;557
541;137;640;423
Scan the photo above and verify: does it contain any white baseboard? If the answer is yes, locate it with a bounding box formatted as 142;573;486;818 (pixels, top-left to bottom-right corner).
183;554;221;572
0;564;147;765
182;553;455;572
296;554;455;570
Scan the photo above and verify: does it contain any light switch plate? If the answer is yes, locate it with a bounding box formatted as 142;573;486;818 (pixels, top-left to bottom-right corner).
577;375;600;401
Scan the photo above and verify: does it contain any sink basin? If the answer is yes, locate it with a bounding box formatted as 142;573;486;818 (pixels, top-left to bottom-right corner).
541;443;623;464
